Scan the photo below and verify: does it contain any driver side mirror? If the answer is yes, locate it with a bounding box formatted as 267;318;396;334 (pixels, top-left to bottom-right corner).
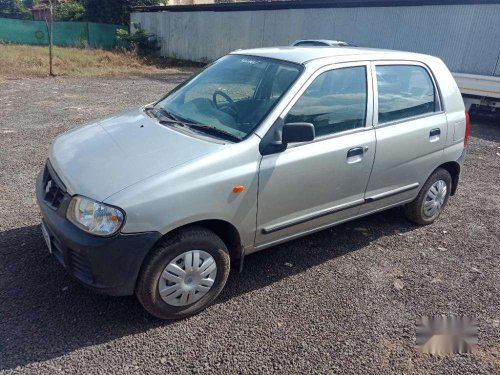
282;122;315;144
259;119;316;156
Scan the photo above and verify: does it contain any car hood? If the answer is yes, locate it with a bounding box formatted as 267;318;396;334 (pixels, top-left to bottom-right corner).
50;108;224;201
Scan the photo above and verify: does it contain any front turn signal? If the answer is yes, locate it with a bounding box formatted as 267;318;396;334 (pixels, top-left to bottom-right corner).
232;185;245;193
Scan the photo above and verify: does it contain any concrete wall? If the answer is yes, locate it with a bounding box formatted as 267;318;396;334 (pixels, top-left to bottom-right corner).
131;3;500;76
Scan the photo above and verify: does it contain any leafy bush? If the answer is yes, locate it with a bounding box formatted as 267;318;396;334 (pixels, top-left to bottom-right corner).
117;24;160;56
55;2;85;21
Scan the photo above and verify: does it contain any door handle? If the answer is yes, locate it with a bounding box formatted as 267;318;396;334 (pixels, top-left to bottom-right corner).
429;128;441;142
347;147;364;158
430;128;441;137
346;147;364;164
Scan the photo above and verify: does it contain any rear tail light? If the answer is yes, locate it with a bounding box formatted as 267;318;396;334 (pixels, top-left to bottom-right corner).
464;111;470;147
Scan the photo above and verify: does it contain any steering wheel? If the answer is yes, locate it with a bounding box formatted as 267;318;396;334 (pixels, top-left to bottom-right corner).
212;90;242;122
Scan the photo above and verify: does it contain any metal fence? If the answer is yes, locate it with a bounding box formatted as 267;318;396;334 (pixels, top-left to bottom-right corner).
131;1;500;77
0;18;126;48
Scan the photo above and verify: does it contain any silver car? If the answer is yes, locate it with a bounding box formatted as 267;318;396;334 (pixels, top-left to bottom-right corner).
37;47;469;319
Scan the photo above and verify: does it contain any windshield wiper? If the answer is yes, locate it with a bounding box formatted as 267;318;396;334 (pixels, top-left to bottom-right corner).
156;117;241;143
145;106;180;122
144;107;184;121
146;106;241;142
182;123;242;143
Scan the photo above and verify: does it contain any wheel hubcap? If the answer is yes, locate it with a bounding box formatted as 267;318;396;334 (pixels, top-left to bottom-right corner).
158;250;217;307
423;180;447;218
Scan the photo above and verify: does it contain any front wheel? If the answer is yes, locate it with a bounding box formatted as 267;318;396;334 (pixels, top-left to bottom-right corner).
136;226;230;320
404;168;452;225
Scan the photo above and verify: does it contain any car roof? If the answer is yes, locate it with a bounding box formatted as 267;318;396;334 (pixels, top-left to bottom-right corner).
231;46;428;65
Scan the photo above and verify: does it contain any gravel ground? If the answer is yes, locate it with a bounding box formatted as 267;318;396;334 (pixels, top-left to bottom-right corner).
0;75;499;374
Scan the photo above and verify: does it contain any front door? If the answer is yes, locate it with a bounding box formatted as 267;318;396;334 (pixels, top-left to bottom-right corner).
255;63;376;249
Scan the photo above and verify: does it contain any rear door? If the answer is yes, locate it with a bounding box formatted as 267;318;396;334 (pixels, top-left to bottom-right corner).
361;61;448;213
255;62;376;249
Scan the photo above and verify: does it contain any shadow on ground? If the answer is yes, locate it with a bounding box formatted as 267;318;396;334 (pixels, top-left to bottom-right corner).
0;208;416;370
469;112;500;143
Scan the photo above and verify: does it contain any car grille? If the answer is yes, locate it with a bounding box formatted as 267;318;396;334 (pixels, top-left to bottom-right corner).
68;249;93;283
42;162;66;210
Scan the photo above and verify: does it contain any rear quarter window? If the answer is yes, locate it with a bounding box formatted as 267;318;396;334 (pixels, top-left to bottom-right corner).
376;65;439;124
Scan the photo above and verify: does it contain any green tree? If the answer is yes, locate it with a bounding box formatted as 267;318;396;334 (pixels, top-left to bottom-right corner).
23;0;40;8
0;0;31;19
83;0;160;25
55;1;85;21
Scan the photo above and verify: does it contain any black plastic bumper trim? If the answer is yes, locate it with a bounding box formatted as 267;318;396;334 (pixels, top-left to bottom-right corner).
36;169;161;296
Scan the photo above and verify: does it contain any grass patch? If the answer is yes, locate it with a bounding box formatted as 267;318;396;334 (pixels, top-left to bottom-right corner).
0;44;200;80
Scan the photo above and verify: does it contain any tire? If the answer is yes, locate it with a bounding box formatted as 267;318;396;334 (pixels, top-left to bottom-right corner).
404;168;452;225
136;226;230;320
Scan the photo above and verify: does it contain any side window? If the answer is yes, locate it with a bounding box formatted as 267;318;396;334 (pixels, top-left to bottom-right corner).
284;66;367;137
376;65;438;124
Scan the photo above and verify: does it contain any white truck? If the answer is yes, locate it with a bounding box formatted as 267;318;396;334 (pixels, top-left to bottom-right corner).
453;73;500;113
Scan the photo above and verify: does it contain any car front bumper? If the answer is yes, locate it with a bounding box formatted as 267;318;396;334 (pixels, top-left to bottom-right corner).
36;162;161;296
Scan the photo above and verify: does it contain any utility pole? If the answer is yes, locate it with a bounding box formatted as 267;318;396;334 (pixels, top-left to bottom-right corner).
44;0;55;76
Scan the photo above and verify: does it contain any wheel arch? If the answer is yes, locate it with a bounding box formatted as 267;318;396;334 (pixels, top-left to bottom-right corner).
436;161;461;196
156;219;243;265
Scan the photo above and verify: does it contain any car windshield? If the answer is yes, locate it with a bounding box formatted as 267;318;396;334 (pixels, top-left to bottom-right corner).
154;55;303;141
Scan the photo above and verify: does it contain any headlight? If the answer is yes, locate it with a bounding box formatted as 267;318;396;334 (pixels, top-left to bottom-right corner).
67;196;125;236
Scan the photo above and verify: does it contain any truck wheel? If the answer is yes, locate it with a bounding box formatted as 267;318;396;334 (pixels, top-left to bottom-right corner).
404;168;452;225
136;226;230;320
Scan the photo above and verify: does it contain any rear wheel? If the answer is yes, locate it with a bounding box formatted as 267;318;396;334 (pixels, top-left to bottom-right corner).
136;226;230;320
404;168;452;225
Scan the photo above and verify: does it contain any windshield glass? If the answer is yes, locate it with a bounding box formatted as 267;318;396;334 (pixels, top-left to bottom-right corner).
154;55;303;140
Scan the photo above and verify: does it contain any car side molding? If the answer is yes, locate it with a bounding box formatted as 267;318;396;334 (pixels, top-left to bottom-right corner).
262;182;420;234
364;183;420;202
262;199;365;234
